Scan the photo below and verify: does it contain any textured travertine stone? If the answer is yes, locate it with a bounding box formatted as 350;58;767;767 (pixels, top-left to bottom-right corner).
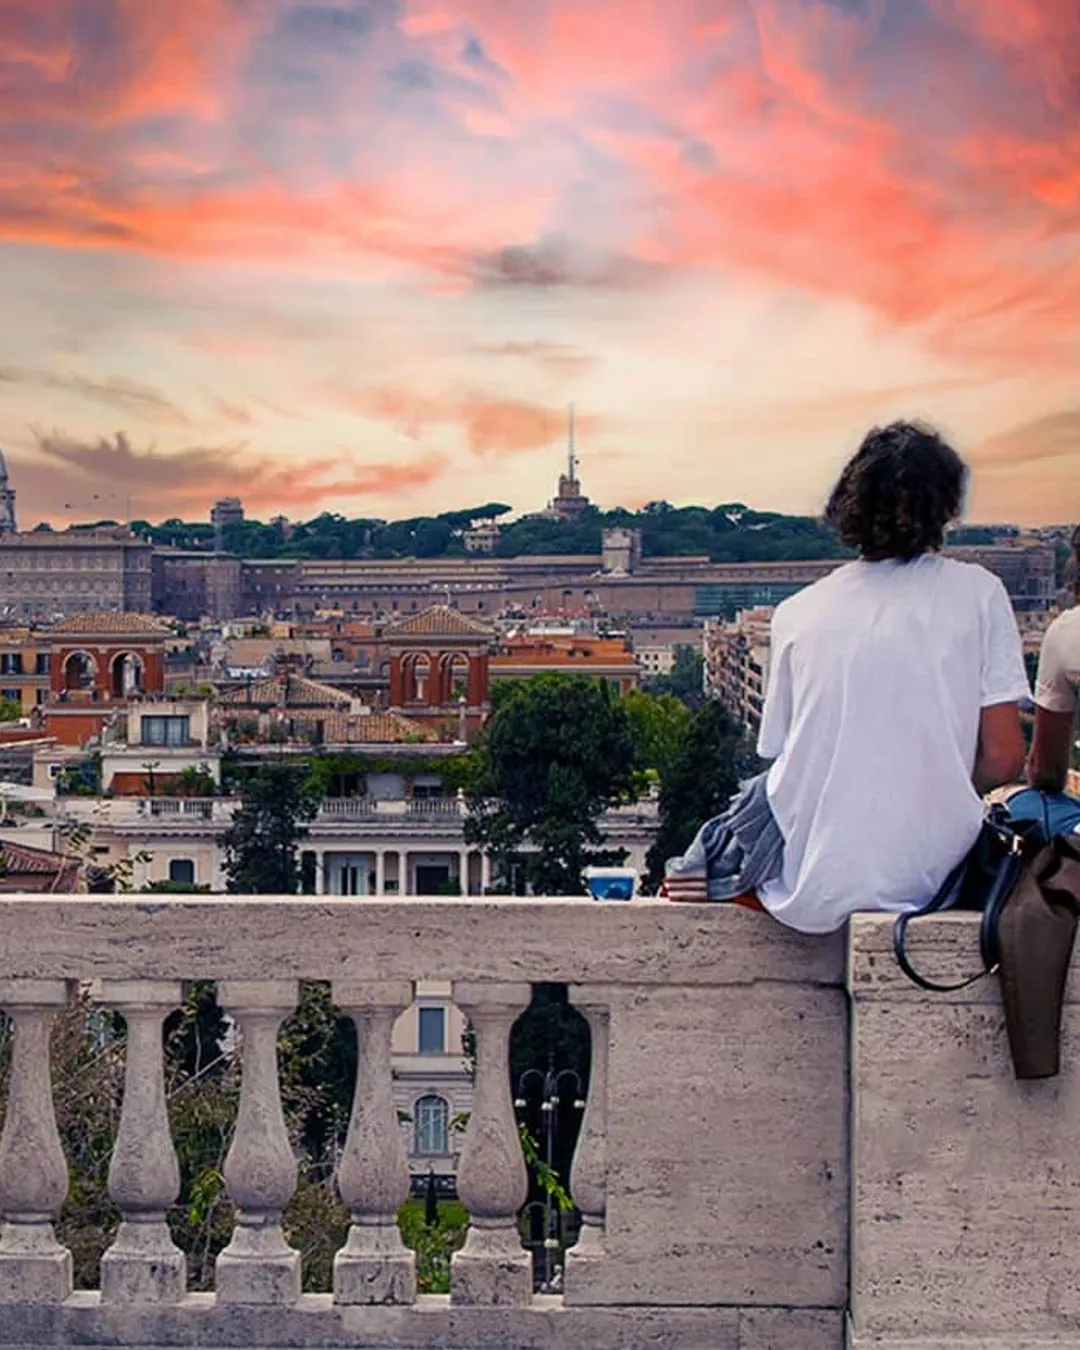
450;982;532;1307
564;985;609;1303
849;914;1080;1346
567;979;849;1308
332;980;416;1306
215;980;300;1305
0;896;845;987
0;979;72;1304
99;981;185;1305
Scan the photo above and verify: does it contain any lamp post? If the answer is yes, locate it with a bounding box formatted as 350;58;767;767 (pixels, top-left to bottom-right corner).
513;1062;586;1292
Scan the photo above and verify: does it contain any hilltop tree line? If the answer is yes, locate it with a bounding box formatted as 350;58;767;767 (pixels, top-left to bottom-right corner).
37;500;850;563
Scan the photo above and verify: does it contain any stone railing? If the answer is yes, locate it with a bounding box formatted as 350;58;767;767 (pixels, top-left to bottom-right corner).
0;899;1073;1349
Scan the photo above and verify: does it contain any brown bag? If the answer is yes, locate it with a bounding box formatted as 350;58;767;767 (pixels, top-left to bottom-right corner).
997;834;1080;1080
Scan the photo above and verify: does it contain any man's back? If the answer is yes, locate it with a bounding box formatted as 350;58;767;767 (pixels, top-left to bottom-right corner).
757;554;1029;933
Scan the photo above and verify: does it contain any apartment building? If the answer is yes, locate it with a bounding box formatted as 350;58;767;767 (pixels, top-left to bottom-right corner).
703;607;774;737
0;628;52;713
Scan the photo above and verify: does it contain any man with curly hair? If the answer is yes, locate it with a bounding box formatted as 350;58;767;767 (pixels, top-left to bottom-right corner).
666;421;1031;931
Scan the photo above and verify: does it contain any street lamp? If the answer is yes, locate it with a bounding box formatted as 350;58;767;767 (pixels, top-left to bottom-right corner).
513;1062;586;1292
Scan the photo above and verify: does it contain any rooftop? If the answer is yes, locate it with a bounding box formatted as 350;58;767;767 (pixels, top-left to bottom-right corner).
50;611;170;636
387;604;493;638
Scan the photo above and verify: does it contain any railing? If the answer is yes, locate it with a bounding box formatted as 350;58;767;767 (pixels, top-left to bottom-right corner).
57;798;236;828
0;901;1069;1347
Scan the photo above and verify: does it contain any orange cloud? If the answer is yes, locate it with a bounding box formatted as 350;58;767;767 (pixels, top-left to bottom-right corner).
17;428;447;521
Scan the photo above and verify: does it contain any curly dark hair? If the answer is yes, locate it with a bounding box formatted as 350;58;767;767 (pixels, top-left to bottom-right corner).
824;421;968;561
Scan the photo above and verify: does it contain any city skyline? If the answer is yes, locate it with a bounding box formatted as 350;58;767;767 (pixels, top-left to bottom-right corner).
0;0;1077;528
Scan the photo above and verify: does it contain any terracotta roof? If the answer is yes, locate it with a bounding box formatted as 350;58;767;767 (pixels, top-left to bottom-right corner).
50;612;170;636
285;709;439;744
387;605;493;638
220;674;353;708
0;839;75;877
491;639;637;669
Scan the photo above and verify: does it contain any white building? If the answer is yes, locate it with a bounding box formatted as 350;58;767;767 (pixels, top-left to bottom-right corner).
703;607;774;737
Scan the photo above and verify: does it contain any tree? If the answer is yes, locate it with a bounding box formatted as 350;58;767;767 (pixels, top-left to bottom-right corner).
465;675;637;895
623;688;692;783
223;763;319;894
0;696;22;722
646;645;705;710
645;700;743;888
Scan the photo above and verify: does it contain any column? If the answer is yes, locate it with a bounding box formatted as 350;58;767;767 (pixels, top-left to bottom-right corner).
450;982;531;1306
314;850;325;895
332;981;415;1305
481;853;493;895
375;850;386;897
564;987;610;1300
215;981;300;1305
0;980;72;1303
458;849;470;897
100;981;186;1304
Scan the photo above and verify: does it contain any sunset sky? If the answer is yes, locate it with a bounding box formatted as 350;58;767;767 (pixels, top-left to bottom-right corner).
0;0;1077;527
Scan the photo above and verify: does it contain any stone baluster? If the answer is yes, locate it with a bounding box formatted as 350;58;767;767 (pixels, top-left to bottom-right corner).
0;980;72;1303
215;981;300;1305
450;981;531;1306
332;981;415;1305
100;981;186;1304
565;987;611;1297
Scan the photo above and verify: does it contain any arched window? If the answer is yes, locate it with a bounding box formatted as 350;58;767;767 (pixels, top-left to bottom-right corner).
414;1094;449;1155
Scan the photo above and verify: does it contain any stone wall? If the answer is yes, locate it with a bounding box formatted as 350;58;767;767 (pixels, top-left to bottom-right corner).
0;900;1073;1349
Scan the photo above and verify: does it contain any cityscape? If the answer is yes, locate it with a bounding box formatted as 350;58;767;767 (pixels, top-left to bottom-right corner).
0;2;1077;1347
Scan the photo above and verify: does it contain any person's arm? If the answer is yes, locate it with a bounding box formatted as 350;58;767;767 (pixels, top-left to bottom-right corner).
973;701;1027;795
973;580;1031;795
1026;616;1078;793
1027;706;1075;794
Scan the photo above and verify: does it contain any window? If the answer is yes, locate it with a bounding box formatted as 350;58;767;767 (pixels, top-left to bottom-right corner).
0;689;20;705
35;653;50;675
418;1006;445;1055
414;1094;449;1155
141;715;190;747
168;858;195;885
0;654;22;675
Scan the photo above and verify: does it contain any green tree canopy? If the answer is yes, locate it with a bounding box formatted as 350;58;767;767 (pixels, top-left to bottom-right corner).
645;700;742;888
465;674;637;895
644;645;705;710
623;688;692;783
223;763;319;894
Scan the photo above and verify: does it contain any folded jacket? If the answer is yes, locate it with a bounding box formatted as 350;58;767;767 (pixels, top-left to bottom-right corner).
663;772;784;901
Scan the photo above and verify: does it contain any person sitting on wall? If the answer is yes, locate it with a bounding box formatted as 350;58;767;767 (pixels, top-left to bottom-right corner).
1012;524;1080;835
663;420;1031;932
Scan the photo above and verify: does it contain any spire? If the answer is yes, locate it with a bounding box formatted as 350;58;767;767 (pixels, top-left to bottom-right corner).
567;403;577;483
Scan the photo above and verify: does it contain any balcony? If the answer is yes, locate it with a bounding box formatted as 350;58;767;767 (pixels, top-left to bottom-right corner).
0;898;1067;1348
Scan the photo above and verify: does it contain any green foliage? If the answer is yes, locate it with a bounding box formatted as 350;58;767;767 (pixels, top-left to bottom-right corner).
465;674;636;895
302;752;472;800
644;645;705;710
0;696;22;722
623;688;692;783
645;699;743;888
130;502;843;563
279;982;356;1165
223;762;319;894
398;1199;469;1293
174;765;218;798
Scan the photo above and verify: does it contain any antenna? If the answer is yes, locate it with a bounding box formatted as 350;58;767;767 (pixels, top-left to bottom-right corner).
567;403;577;482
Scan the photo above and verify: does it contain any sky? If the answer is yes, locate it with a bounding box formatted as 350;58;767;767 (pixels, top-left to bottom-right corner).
0;0;1077;528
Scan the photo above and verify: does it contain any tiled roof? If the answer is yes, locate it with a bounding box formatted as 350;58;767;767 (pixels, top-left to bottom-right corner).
292;710;438;744
0;839;73;876
220;674;353;708
51;612;170;636
387;605;492;638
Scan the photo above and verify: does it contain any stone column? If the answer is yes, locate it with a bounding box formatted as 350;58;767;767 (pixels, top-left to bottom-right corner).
215;981;300;1304
332;981;415;1305
450;981;531;1306
481;853;493;895
0;980;72;1303
313;851;325;895
564;986;610;1301
458;850;470;897
375;851;386;897
100;981;185;1304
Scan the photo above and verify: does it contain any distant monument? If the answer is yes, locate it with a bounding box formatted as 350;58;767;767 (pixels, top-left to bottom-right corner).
0;447;17;535
547;406;591;520
211;496;244;552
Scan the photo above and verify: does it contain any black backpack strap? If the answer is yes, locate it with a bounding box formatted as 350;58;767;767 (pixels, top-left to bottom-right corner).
892;846;983;993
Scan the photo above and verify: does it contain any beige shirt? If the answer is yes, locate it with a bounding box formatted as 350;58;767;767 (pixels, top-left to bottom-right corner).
1035;608;1080;714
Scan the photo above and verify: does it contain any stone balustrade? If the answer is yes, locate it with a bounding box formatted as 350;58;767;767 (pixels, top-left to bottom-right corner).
0;898;1073;1349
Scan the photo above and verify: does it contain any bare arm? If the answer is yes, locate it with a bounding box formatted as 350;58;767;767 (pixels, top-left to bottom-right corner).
1027;706;1075;794
973;701;1027;797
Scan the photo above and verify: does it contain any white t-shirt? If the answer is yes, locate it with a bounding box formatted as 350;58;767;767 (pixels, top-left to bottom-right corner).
756;555;1030;934
1034;607;1080;714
